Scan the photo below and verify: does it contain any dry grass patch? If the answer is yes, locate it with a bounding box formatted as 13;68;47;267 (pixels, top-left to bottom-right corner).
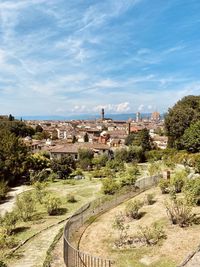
79;187;200;267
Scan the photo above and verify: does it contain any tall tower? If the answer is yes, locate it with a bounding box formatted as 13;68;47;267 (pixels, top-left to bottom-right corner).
136;112;141;122
101;108;105;120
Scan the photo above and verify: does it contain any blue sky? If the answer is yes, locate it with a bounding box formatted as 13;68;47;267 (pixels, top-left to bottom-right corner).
0;0;200;116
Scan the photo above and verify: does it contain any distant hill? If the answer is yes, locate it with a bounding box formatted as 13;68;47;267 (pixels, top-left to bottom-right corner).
16;113;164;121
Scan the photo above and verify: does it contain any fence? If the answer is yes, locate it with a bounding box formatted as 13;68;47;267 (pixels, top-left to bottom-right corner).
63;175;161;267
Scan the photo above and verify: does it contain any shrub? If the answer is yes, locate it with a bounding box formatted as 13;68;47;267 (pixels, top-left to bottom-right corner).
0;229;17;249
159;179;170;194
148;162;161;176
125;200;143;219
33;181;48;204
112;213;129;246
48;172;58;182
30;169;50;183
0;180;9;200
102;178;119;195
0;260;7;267
170;170;186;193
137;222;166;246
145;193;155;205
67;194;77;203
183;178;200;205
15;193;36;221
165;198;195;227
0;211;18;235
44;195;61;215
120;166;139;187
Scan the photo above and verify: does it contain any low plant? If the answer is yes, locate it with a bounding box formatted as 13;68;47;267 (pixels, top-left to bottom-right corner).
183;178;200;205
145;193;155;205
165;198;195;227
67;194;77;203
0;260;7;267
170;170;186;193
44;195;61;215
14;193;36;221
0;229;17;249
0;211;18;235
159;179;170;194
102;178;119;195
125;200;143;219
112;212;129;247
137;222;166;246
0;180;9;200
33;181;48;204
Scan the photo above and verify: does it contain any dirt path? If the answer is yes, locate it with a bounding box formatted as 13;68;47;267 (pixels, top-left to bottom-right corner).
9;221;66;267
0;186;31;216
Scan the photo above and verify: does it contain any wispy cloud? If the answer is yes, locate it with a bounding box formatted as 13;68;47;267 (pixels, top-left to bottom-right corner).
0;0;199;115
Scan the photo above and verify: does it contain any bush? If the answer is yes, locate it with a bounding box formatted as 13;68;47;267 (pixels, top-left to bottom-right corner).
183;178;200;205
0;230;17;249
0;211;18;235
0;260;7;267
137;222;166;246
48;172;58;182
148;162;161;176
15;193;36;221
44;195;61;215
159;179;170;194
120;166;139;187
30;169;50;183
0;180;9;200
112;212;129;247
33;181;48;204
165;198;195;227
170;170;186;193
145;193;155;205
67;194;77;203
102;178;119;195
125;200;143;219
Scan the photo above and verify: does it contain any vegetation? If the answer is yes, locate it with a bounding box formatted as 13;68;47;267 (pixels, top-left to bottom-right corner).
165;198;195;227
44;195;62;215
15;193;36;221
137;222;166;246
51;156;76;179
125;200;143;219
165;95;200;149
102;178;119;195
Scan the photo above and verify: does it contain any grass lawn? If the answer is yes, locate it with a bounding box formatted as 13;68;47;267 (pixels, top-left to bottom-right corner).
0;175;103;261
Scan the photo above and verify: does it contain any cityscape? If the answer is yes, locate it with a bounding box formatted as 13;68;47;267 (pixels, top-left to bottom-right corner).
0;1;200;267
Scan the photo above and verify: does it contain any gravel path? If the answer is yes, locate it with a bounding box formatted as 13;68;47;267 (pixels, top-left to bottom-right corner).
0;186;31;216
9;221;66;267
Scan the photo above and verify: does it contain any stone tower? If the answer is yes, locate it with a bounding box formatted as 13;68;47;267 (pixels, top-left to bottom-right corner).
101;108;105;120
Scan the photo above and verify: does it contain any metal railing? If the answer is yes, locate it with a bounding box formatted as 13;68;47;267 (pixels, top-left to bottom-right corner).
63;175;161;267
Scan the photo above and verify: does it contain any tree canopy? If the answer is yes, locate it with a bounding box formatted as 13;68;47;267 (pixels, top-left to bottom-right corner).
165;95;200;148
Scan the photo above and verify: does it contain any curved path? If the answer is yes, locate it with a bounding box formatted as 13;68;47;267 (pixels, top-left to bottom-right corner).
0;186;31;216
9;221;66;267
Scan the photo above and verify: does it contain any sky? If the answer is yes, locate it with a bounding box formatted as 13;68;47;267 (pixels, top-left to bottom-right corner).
0;0;200;116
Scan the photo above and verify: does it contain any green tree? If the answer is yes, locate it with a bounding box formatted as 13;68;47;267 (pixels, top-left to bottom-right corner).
35;125;43;133
181;121;200;152
0;129;28;185
78;148;94;170
114;148;128;163
51;156;76;179
165;95;200;148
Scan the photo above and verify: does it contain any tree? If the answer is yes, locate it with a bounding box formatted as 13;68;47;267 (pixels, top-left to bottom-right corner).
181;121;200;152
8;114;14;121
125;129;151;152
165;95;200;148
0;129;28;185
128;145;144;163
78;148;94;170
51;156;76;179
35;125;43;133
84;133;89;142
114;148;128;163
